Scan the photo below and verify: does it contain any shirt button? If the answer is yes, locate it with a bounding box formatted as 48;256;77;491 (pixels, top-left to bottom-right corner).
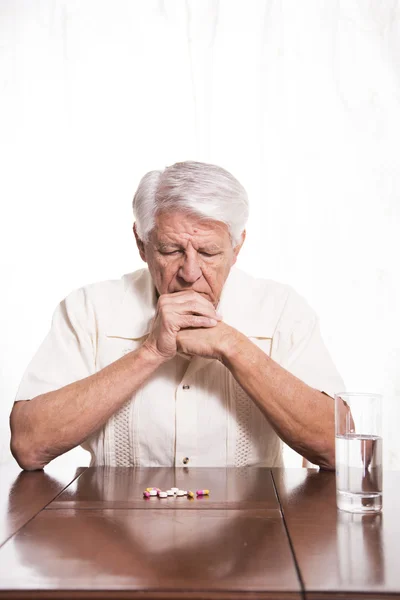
182;385;190;390
183;457;189;465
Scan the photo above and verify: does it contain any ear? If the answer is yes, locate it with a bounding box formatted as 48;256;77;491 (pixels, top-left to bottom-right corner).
232;230;246;265
133;223;147;263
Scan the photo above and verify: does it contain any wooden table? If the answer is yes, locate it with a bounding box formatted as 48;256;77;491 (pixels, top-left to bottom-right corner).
0;464;397;599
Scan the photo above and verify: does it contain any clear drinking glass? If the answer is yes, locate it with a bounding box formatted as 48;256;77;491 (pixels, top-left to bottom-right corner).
334;392;383;513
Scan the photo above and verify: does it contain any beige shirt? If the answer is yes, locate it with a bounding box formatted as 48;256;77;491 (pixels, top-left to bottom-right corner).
15;267;344;467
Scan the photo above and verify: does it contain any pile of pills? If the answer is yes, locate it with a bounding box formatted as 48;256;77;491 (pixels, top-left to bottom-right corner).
143;487;210;500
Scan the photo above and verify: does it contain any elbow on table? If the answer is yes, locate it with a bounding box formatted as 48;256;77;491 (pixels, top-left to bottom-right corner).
10;433;48;471
316;457;336;471
304;455;335;471
315;446;336;471
10;442;43;472
302;440;336;472
9;402;48;471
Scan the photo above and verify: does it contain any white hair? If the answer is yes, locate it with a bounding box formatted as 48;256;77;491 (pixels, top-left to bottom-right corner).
132;161;249;246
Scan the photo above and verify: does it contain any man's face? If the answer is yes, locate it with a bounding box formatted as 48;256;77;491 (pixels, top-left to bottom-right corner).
135;211;245;307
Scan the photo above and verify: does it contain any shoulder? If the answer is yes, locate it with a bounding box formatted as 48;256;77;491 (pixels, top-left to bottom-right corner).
58;269;151;324
223;268;317;337
63;269;147;303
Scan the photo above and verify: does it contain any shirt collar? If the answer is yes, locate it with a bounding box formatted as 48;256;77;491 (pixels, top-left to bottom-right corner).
105;269;157;339
217;267;278;339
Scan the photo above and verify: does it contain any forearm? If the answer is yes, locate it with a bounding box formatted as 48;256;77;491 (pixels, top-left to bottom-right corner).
221;332;335;469
10;345;165;470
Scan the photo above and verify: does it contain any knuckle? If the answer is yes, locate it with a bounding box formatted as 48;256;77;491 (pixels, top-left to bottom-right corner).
183;315;197;327
158;294;167;307
189;315;211;327
187;301;197;313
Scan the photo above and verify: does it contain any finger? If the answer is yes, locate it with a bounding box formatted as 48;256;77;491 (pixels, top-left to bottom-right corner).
161;290;217;312
177;350;194;359
178;315;218;329
178;300;221;320
159;294;221;320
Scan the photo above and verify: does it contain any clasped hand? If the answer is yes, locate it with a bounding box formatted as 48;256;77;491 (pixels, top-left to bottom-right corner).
143;290;234;362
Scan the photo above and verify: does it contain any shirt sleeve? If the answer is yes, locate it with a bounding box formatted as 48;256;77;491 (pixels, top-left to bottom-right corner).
273;289;345;399
14;287;96;401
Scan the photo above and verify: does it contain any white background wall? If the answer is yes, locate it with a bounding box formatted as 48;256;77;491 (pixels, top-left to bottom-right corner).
1;0;399;469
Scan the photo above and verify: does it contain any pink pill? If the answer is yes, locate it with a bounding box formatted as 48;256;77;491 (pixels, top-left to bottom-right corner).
143;491;150;498
196;489;210;496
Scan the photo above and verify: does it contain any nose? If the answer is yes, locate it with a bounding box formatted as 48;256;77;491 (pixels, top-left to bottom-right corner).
178;250;202;283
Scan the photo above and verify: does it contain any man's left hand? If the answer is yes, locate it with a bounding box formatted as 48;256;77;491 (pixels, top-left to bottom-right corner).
176;321;238;361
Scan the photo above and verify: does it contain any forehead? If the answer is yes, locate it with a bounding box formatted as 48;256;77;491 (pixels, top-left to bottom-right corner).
151;211;231;245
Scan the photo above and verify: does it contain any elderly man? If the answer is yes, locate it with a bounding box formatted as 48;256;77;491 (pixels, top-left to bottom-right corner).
10;161;344;471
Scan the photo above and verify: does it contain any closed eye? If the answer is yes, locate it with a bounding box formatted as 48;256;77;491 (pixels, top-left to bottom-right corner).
159;249;220;257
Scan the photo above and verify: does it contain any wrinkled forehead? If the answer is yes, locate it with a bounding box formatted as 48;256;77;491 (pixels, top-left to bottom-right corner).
150;210;231;246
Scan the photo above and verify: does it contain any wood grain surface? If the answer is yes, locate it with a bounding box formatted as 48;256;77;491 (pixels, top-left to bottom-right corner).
0;508;301;599
272;468;400;599
1;465;399;599
47;466;281;511
0;461;85;548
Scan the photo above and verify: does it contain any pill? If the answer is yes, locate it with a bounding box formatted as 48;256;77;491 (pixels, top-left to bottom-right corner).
196;489;210;496
143;491;150;498
170;487;179;493
158;491;168;498
187;491;194;499
166;490;174;496
149;489;158;496
145;487;154;492
176;490;187;496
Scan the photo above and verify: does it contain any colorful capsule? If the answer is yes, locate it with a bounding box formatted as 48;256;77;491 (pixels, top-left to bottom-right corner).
187;491;195;499
143;491;150;498
196;489;210;496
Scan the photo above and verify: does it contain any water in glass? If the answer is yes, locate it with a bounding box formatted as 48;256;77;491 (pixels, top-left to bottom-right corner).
336;433;382;513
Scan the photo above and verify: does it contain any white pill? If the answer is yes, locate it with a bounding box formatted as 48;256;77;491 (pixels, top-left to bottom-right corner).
158;491;168;498
149;489;158;496
166;490;174;496
170;487;179;493
176;490;187;497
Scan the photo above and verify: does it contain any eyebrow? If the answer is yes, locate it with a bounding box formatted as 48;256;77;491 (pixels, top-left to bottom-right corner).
157;243;181;252
157;242;222;253
198;244;222;253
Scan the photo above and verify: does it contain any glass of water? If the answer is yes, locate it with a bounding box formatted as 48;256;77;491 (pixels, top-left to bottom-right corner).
335;392;383;513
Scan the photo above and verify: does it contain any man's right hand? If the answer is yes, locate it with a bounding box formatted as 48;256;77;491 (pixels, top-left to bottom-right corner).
143;290;221;360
